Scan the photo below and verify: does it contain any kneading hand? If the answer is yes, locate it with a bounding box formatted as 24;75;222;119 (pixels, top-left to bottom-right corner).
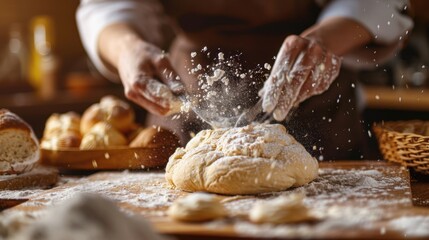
260;35;341;121
118;41;184;116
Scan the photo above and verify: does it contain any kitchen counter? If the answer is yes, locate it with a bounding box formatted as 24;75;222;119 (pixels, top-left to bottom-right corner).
362;86;429;111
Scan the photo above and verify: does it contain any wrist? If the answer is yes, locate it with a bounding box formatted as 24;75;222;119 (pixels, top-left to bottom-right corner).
300;17;372;56
98;23;145;68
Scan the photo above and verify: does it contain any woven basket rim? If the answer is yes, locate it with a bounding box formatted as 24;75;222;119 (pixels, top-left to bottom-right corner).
373;120;429;175
373;120;429;139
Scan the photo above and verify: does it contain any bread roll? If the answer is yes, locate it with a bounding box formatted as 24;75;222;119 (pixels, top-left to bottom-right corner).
127;125;145;143
41;112;82;149
80;96;135;134
80;122;128;150
41;131;82;150
129;126;180;148
0;109;40;175
43;112;80;139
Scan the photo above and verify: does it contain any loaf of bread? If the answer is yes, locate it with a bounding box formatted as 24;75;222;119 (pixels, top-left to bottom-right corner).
0;109;40;175
80;122;128;150
80;96;135;134
129;126;180;148
41;112;82;149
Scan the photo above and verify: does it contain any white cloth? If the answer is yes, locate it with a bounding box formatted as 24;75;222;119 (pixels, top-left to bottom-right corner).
76;0;167;81
319;0;413;69
76;0;413;79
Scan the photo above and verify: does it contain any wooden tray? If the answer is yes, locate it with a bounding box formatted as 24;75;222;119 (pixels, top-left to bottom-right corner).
40;146;174;170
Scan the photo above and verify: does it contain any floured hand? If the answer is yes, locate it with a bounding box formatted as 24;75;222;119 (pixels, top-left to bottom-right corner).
118;41;184;116
260;35;341;121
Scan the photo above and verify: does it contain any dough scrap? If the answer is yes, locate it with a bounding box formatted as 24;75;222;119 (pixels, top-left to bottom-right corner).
165;124;318;195
168;193;226;222
249;193;313;224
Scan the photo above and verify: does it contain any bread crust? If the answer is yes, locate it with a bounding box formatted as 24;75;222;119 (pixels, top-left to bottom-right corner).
42;112;82;149
0;109;40;175
0;109;33;133
80;122;128;149
130;127;180;148
80;96;135;134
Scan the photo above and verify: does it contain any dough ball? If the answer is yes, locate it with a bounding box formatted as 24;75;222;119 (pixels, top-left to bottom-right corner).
168;193;226;222
249;193;313;224
165;124;318;195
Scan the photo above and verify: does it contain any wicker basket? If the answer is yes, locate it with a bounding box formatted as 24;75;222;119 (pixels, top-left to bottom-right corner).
373;120;429;174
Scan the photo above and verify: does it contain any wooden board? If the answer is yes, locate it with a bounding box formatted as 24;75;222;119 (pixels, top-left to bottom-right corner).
3;161;429;239
0;165;58;210
40;146;173;170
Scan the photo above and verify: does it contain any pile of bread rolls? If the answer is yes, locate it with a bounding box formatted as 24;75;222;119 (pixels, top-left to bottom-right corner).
41;95;179;150
0;109;40;175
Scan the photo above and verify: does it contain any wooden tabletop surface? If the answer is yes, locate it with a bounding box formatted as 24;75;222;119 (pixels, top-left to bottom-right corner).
2;160;429;239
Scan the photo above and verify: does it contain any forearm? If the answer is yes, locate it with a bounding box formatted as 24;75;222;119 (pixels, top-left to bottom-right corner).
301;17;372;56
98;23;144;69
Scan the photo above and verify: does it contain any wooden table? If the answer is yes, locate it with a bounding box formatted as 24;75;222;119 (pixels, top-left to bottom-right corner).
2;160;429;239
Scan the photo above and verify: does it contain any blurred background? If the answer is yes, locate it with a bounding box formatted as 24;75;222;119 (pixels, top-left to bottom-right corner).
0;0;428;140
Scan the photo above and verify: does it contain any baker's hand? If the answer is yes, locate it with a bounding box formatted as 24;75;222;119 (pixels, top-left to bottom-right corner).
117;41;184;116
260;35;341;121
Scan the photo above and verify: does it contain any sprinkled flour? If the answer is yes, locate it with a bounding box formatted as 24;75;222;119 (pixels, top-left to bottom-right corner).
183;48;269;128
388;216;429;237
1;166;421;238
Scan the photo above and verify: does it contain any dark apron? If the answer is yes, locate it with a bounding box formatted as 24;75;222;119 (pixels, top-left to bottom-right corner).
147;0;370;160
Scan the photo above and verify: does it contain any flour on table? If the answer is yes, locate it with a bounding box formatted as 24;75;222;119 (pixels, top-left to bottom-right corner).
1;165;417;239
8;193;167;240
388;216;429;237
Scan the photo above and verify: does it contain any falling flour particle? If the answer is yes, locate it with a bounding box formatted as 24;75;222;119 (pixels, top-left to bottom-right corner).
180;101;191;113
218;52;224;61
221;77;229;85
264;63;271;70
206;69;225;86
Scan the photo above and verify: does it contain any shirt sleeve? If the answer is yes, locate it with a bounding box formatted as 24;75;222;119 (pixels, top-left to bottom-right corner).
318;0;414;69
76;0;168;81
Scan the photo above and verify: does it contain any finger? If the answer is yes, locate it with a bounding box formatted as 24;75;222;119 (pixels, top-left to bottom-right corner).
271;35;309;73
152;54;185;95
126;78;182;115
271;43;318;120
313;52;341;95
125;87;171;116
273;85;293;121
295;42;325;103
262;73;283;113
262;36;308;113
